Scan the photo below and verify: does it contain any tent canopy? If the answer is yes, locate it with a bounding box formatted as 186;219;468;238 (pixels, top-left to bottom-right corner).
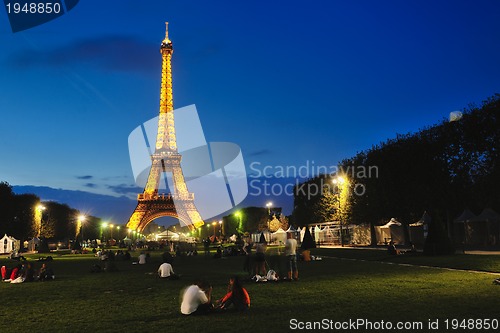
156;230;179;240
380;218;402;228
410;211;432;227
272;228;286;235
1;234;19;254
454;209;477;223
469;208;500;223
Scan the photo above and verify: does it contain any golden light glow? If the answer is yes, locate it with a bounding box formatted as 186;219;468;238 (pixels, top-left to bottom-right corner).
35;204;45;238
163;22;170;43
332;176;346;185
126;23;205;233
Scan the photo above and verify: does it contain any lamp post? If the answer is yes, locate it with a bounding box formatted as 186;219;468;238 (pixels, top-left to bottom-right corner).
35;204;46;238
78;214;86;248
101;222;108;242
109;224;114;239
332;176;346;247
219;220;223;237
212;221;217;239
266;202;272;231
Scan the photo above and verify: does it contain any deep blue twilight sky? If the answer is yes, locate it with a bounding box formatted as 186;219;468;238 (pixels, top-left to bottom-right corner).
1;0;500;224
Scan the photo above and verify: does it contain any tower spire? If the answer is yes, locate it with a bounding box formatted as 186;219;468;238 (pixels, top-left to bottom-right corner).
163;22;170;43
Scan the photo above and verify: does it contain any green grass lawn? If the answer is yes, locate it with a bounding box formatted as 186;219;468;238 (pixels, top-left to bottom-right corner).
1;248;500;333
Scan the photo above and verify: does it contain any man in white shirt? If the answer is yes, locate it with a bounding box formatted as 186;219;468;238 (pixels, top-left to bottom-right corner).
158;262;175;278
284;232;298;281
180;281;212;315
138;252;147;264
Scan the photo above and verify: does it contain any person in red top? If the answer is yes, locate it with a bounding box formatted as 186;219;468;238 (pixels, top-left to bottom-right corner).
217;275;250;311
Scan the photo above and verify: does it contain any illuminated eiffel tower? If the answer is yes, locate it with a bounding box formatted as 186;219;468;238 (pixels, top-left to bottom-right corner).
126;23;204;232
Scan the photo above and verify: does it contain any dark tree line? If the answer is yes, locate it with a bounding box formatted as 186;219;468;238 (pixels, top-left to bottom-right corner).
293;94;500;240
0;181;102;248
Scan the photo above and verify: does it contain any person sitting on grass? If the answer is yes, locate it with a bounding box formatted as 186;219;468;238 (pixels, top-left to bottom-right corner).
387;241;400;255
6;264;22;282
1;265;11;281
157;261;178;280
216;275;250;311
23;262;35;282
38;263;55;281
180;280;213;315
138;251;147;264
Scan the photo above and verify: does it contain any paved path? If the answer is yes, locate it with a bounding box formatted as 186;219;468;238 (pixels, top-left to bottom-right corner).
320;245;500;255
321;255;500;276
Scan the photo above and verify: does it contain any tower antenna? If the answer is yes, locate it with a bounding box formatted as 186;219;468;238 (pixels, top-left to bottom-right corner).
164;22;169;41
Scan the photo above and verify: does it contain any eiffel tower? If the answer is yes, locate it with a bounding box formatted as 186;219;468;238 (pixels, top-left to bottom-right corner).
126;23;204;232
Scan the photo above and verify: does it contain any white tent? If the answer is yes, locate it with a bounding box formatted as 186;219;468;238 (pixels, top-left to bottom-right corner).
272;228;287;244
314;226;324;243
123;236;132;245
156;230;179;241
375;218;406;245
251;231;271;243
321;226;340;244
27;237;40;252
1;234;19;254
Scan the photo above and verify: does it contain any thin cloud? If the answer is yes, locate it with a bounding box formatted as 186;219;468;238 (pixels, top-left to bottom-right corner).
248;149;272;157
7;36;158;74
107;184;143;196
84;183;97;188
76;175;93;180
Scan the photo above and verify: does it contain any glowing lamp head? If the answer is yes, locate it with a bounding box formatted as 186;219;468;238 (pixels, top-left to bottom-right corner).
332;176;346;185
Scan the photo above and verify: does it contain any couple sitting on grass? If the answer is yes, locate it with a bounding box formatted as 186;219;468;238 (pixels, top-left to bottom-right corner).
180;275;250;315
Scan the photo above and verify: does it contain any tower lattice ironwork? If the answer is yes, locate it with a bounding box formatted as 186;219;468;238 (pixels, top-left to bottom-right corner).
126;23;204;232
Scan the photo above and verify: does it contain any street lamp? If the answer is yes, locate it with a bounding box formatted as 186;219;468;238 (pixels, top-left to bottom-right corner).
332;176;346;247
266;202;273;230
219;220;223;237
78;214;86;247
35;204;46;238
266;202;273;214
109;224;114;239
101;222;108;242
212;221;217;238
